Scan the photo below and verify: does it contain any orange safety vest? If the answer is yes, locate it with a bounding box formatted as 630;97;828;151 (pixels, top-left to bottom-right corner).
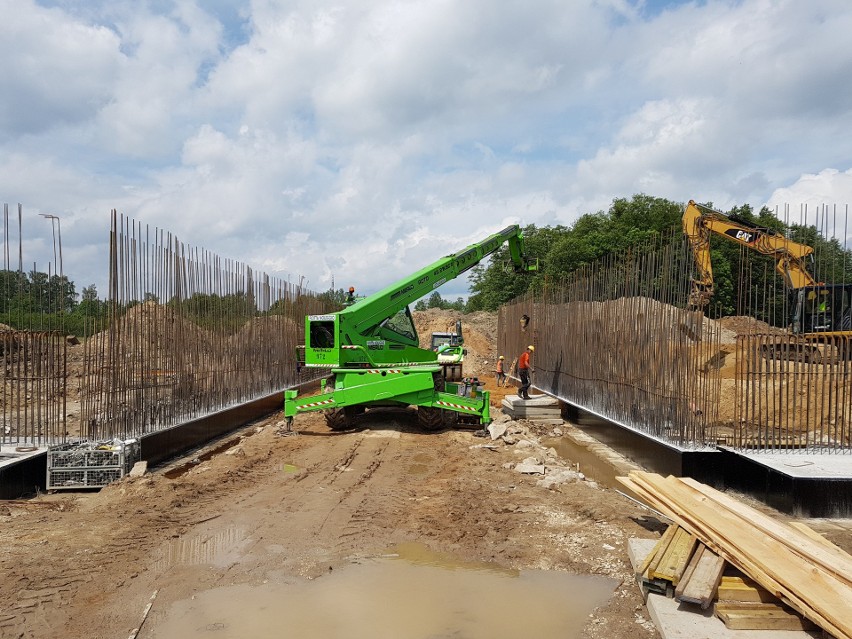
518;352;530;370
496;360;504;373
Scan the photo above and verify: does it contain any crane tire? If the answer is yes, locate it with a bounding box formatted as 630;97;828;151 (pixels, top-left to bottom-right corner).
324;407;352;431
418;406;444;432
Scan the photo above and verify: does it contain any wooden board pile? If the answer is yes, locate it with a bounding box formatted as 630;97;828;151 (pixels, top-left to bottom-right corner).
619;472;852;639
636;522;815;631
500;394;562;424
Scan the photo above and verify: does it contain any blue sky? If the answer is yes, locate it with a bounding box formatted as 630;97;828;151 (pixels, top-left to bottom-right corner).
1;0;851;300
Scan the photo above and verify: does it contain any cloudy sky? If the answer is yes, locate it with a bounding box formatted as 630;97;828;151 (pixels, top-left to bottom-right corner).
1;0;851;300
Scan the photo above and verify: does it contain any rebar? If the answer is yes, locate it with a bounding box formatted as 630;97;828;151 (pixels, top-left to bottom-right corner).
499;205;852;454
499;231;721;450
79;210;332;442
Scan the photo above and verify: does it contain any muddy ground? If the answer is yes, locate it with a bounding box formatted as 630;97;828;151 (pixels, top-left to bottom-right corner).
1;399;668;639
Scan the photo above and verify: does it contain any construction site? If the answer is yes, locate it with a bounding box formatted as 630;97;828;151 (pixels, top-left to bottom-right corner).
1;202;852;639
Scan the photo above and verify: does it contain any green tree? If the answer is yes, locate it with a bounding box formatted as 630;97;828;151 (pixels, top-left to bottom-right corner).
467;195;683;311
427;292;443;309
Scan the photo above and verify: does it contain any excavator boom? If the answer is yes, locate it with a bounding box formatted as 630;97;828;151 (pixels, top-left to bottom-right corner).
683;200;817;307
682;200;852;341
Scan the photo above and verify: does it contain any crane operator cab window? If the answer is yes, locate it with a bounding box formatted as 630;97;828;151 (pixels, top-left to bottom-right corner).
801;287;852;333
381;307;417;341
309;320;335;348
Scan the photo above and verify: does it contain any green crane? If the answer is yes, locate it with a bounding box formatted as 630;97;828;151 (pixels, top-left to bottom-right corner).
283;225;537;431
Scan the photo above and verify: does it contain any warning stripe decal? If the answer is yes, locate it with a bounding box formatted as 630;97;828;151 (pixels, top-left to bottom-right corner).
436;400;477;412
299;398;335;409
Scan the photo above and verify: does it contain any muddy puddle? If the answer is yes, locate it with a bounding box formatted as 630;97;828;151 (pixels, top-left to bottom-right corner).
543;436;620;488
152;542;616;638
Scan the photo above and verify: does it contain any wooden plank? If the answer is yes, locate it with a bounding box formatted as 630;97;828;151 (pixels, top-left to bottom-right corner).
788;521;841;551
680;476;852;587
717;576;777;603
623;472;852;639
675;543;725;609
674;542;704;600
651;527;697;585
715;602;816;631
639;523;678;577
626;473;839;631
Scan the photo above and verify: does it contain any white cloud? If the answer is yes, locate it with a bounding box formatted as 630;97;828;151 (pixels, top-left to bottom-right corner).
766;169;852;215
0;1;121;137
0;0;851;299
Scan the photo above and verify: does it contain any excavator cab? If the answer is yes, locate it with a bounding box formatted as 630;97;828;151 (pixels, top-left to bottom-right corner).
792;285;852;334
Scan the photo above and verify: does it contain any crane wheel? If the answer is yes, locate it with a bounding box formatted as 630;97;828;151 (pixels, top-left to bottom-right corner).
418;406;444;432
325;407;353;431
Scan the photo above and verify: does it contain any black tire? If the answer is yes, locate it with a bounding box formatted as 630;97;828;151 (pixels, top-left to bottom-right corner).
417;406;444;432
325;407;353;431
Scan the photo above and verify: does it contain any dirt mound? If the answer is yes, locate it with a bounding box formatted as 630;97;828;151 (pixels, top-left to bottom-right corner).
716;315;786;336
412;308;499;378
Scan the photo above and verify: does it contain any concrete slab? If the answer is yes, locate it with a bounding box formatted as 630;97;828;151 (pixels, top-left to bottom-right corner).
627;539;820;639
720;447;852;479
0;444;48;499
502;394;560;408
0;444;47;470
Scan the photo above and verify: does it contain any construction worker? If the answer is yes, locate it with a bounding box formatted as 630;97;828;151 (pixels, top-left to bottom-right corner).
518;345;534;400
495;355;506;387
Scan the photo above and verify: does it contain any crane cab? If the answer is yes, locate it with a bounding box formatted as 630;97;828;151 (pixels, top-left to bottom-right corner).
304;314;340;367
792;284;852;335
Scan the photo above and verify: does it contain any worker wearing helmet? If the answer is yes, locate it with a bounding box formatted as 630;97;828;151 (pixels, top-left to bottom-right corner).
518;345;534;400
495;355;506;387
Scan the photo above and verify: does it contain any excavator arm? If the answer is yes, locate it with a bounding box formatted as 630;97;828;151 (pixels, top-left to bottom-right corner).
683;200;817;307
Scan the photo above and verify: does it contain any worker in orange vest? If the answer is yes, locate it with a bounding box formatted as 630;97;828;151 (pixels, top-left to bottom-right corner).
518;345;534;400
495;355;506;387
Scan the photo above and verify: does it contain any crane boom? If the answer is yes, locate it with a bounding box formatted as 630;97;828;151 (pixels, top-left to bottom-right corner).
345;225;536;338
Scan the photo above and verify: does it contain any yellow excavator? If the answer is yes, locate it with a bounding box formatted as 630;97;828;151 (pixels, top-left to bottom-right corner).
683;200;852;359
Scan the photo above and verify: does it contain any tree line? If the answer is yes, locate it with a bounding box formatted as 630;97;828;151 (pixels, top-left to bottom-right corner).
464;194;852;321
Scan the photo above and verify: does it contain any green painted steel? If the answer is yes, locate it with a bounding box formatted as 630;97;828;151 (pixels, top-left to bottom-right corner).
284;225;535;427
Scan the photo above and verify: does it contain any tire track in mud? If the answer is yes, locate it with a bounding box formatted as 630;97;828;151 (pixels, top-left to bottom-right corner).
215;428;408;565
301;433;394;539
0;438;278;639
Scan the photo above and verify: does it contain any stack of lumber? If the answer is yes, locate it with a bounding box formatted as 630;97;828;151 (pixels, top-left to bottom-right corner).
501;394;562;424
636;523;816;630
619;472;852;639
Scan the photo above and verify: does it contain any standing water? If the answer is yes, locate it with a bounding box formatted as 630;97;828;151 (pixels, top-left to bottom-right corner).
152;542;616;638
